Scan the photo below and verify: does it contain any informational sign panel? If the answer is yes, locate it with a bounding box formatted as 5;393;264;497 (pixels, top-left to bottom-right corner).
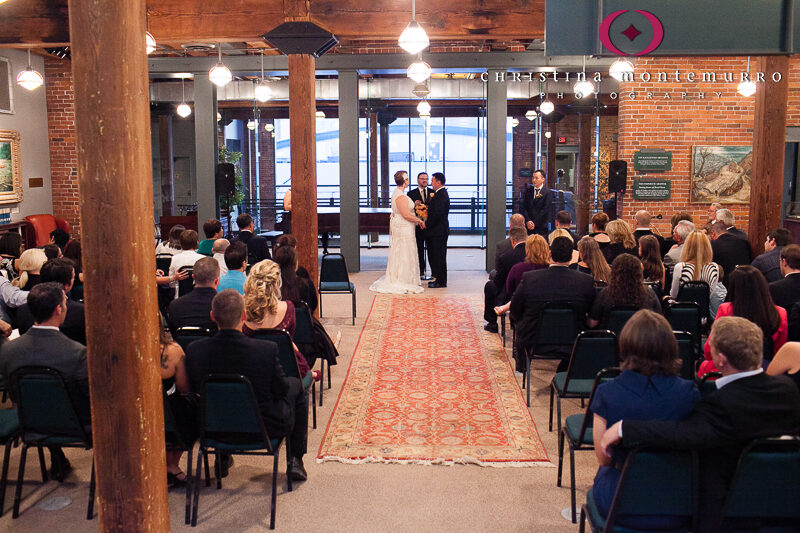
633;178;671;200
634;150;672;172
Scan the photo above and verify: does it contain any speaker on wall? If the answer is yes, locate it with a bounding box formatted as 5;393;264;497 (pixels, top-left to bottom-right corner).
215;163;235;195
608;160;627;193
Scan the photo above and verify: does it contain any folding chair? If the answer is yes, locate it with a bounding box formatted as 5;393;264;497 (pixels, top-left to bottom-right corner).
178;266;194;297
156;253;172;273
677;281;710;331
580;447;697;533
666;302;702;355
294;301;329;407
558;367;620;523
163;389;205;525
0;409;20;517
173;326;214;353
318;253;356;325
9;367;95;520
191;374;290;529
674;331;700;381
604;305;639;337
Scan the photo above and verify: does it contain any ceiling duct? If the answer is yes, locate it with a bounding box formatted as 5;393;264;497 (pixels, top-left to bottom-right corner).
262;22;338;58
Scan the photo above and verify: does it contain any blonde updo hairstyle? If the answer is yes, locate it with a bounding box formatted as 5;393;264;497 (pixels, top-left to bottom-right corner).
13;248;48;288
244;260;283;323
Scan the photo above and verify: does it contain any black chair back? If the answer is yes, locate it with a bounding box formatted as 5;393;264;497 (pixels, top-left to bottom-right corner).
563;331;619;393
178;266;194;297
604;305;639;336
156;254;172;273
575;367;621;447
534;302;583;350
293;302;314;346
677;281;710;323
320;253;350;284
667;302;702;348
173;326;214;353
200;374;273;452
673;331;699;380
251;329;301;379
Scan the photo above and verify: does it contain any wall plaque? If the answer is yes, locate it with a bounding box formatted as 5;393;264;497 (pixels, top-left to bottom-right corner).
633;178;671;200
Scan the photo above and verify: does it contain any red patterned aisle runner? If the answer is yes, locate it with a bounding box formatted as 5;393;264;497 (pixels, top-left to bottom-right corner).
318;295;550;466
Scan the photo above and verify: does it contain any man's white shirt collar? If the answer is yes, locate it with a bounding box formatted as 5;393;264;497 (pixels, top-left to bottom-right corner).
716;368;763;389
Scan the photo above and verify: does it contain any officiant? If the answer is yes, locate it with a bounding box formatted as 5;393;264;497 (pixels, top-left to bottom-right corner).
408;172;434;280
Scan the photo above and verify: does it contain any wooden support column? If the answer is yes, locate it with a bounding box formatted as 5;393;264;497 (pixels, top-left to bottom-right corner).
68;0;169;529
289;53;319;287
749;55;789;252
576;112;593;235
546;122;557;189
379;121;390;207
158;115;175;216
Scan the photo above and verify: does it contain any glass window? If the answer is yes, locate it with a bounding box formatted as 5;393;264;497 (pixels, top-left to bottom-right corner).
444;117;479;202
409;117;443;178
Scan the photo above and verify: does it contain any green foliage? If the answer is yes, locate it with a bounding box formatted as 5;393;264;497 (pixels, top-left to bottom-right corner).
218;145;245;209
0;142;10;160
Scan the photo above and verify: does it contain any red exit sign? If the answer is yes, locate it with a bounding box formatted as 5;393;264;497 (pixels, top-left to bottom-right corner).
557;136;567;144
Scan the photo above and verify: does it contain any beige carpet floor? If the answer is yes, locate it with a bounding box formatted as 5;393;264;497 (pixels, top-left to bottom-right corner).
0;248;599;532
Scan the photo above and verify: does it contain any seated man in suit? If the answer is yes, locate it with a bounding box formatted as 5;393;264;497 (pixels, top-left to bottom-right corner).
232;213;270;263
494;214;526;267
663;219;695;268
167;256;220;336
769;244;800;312
632;210;665;251
15;258;86;344
0;282;90;481
753;228;791;283
509;236;596;371
554;210;579;248
185;289;309;481
484;226;527;333
710;221;752;287
601;316;800;533
716;208;749;241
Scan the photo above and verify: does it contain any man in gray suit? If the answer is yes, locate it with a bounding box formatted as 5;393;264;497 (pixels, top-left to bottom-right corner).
0;282;89;481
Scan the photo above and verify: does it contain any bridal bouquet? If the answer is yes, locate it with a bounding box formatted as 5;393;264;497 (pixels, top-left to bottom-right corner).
415;203;428;220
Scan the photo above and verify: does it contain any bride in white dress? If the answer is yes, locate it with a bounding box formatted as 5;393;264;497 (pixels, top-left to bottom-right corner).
370;171;426;294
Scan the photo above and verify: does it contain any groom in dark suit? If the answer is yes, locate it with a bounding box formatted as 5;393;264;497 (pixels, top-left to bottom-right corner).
519;169;554;237
425;172;450;288
407;172;434;279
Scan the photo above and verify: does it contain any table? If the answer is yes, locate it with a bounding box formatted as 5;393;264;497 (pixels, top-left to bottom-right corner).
275;207;392;253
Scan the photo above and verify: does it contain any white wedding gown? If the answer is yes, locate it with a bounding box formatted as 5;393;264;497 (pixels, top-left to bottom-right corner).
369;188;423;294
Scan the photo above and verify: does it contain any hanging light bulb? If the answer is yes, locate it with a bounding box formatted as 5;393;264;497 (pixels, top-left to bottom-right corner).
737;57;757;97
407;58;432;83
609;58;634;81
175;77;192;118
216;112;222;122
316;110;326;118
398;0;429;54
264;123;275;132
511;118;520;128
246;119;257;130
254;53;272;102
16;50;43;91
544;131;552;139
539;100;555;115
412;83;430;98
573;56;595;98
208;45;232;87
524;110;537;121
145;31;157;55
416;100;431;115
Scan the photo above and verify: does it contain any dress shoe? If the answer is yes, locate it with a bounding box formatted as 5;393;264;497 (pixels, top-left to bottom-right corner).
214;454;234;479
49;457;72;482
167;471;187;488
289;457;308;482
484;323;499;333
428;281;446;288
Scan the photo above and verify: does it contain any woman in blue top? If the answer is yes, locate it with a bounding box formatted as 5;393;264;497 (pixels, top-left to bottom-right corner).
590;309;700;528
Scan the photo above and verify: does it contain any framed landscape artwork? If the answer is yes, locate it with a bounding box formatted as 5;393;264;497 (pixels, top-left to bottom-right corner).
691;145;752;204
0;130;23;204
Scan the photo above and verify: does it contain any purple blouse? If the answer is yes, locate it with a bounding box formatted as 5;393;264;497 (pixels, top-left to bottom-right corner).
505;262;547;297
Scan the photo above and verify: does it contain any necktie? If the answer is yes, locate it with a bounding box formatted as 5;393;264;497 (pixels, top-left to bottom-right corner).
422;189;426;202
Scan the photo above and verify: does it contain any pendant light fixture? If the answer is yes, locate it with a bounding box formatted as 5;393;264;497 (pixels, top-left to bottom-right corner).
573;56;595;98
412;82;430;98
176;77;192;118
398;0;430;55
416;100;431;115
316;110;326;118
407;55;431;83
539;79;555;115
254;52;273;103
525;110;537;121
511;118;520;128
208;45;232;87
146;32;157;55
609;58;634;81
16;49;44;91
737;57;757;97
264;123;275;132
419;111;431;120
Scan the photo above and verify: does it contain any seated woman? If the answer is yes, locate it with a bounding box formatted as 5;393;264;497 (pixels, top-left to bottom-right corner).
766;342;800;390
242;260;312;379
156;224;185;256
274;234;316;307
493;234;549;316
639;234;666;300
669;230;723;318
159;330;196;487
0;232;22;281
12;248;48;290
590;310;699;528
588;254;661;328
589;212;611;249
603;220;638;265
572;236;611;286
698;265;787;377
274;243;317;313
548;229;579;264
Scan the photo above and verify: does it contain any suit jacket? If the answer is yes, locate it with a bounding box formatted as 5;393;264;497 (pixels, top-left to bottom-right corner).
0;327;90;422
494;242;526;300
769;273;800;312
519;185;554;235
711;233;752;285
407;187;433;237
727;226;749;241
633;228;666;253
185;329;292;431
752;247;783;283
494;238;513;272
622;372;800;532
233;230;271;263
509;265;596;351
167;287;218;336
425;187;450;237
15;298;86;345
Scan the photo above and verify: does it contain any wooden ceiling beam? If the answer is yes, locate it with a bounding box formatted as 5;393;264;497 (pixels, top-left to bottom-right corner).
0;0;544;47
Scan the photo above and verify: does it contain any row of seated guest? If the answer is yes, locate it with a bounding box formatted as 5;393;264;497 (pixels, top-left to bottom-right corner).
598;315;800;532
483;225;528;333
572;236;610;286
198;219;223;256
587;254;661;328
490;234;549;318
603;219;639;265
168;230;205;296
670;230;724;317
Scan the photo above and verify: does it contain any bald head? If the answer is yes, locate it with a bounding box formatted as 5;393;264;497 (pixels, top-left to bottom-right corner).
635;210;651;228
509;213;525;230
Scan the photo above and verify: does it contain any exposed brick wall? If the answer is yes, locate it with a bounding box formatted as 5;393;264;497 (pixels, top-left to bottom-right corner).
617;56;754;236
44;57;81;237
337;41;527;54
786;56;800;127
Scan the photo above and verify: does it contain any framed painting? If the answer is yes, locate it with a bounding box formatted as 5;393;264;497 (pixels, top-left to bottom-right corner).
0;130;23;204
691;145;752;204
0;56;12;114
